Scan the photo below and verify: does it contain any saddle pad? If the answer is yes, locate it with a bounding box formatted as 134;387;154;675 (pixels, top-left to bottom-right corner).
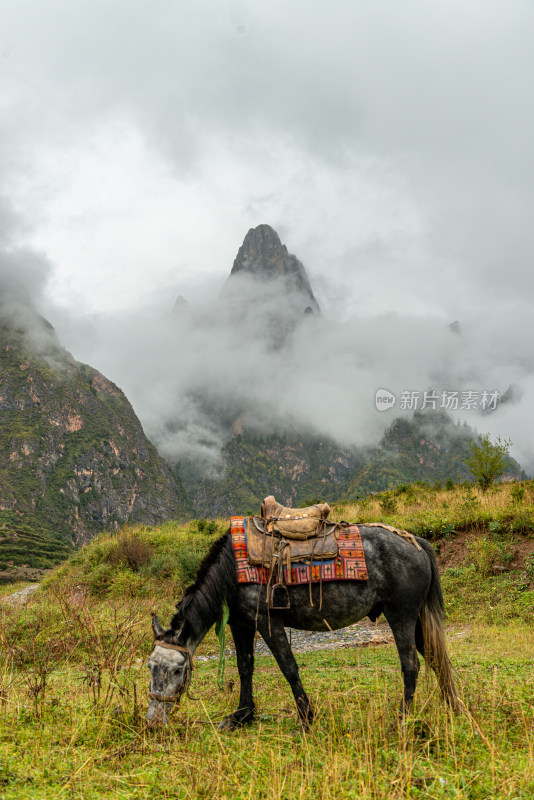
247;516;338;565
230;516;368;585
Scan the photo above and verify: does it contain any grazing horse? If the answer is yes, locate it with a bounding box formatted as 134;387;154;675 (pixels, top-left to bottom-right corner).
146;525;458;729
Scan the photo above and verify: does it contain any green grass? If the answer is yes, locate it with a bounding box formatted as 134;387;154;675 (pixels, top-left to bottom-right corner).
442;567;534;625
0;619;532;799
1;482;534;798
43;519;227;600
339;479;534;539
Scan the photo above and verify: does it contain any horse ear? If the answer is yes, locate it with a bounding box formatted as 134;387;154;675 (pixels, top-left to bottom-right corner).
152;614;165;639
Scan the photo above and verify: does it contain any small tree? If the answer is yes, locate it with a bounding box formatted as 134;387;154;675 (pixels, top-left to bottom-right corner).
466;433;512;491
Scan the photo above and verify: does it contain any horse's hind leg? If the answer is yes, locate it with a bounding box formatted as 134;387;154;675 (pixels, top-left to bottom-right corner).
256;618;314;729
385;614;420;714
219;623;256;731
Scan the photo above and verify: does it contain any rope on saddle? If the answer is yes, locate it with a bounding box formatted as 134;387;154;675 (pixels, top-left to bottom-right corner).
364;523;422;551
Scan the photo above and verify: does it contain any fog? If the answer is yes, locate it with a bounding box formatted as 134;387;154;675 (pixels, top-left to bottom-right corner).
2;1;534;473
42;260;534;476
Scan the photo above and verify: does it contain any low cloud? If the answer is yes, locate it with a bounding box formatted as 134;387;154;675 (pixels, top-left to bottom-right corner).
2;1;533;476
52;265;534;477
0;196;59;355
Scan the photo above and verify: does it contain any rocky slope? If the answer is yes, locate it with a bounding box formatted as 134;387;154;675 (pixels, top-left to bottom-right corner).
187;411;523;517
189;432;364;518
0;285;189;569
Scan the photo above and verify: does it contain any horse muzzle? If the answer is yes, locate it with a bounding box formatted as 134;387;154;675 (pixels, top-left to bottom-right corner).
146;696;176;726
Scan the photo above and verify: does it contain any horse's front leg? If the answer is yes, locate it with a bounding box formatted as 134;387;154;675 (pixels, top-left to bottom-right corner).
219;623;256;731
257;617;314;729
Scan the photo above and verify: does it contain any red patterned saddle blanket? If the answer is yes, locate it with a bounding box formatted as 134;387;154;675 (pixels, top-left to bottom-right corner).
230;516;368;585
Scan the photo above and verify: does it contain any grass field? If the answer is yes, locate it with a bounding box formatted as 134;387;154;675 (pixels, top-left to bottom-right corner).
1;481;533;799
0;621;532;799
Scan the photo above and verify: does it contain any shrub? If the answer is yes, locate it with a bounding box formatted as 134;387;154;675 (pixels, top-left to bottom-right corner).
488;520;504;536
437;523;456;540
465;433;512;492
379;495;397;515
509;510;534;534
144;552;178;580
510;484;525;504
106;534;154;572
445;478;455;491
403;489;417;505
461;485;480;511
357;496;371;512
86;562;115;595
173;546;206;585
109;569;148;598
467;536;513;576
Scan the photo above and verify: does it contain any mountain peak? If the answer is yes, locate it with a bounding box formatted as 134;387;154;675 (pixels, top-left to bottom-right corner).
226;224;320;313
230;225;286;275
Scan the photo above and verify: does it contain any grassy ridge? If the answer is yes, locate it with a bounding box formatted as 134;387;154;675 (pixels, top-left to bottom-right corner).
0;511;73;571
0;480;533;798
335;479;534;538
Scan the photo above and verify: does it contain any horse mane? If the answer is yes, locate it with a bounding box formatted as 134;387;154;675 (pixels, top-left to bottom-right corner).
170;530;237;633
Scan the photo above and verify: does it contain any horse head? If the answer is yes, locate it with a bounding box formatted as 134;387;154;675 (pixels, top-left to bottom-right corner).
146;614;192;726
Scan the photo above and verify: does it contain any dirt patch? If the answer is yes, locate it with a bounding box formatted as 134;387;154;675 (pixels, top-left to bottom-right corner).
506;536;534;570
435;528;534;572
436;531;473;570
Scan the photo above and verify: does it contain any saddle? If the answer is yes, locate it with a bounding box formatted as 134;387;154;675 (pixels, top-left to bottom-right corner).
259;495;331;539
250;496;339;608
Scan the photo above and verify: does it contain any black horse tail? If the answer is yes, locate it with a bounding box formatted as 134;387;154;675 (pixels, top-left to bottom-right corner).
417;538;460;711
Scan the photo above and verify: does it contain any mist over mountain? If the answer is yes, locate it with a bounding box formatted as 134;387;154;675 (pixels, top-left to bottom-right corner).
223;224;320;314
0;220;527;544
0;280;189;568
48;223;532;494
151;224;521;516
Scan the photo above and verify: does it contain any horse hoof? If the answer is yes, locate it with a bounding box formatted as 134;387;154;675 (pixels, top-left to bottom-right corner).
219;716;241;732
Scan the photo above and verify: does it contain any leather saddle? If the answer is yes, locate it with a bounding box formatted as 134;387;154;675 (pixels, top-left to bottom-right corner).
248;495;338;568
249;496;339;609
259;495;331;540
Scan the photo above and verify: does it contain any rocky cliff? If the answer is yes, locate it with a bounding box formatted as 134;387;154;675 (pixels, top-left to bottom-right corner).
189;432;363;518
187;412;523;518
221;224;320;314
0;286;189;569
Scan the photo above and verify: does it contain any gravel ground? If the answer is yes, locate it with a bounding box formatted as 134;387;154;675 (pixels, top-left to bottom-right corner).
255;621;393;655
197;620;393;661
0;584;39;605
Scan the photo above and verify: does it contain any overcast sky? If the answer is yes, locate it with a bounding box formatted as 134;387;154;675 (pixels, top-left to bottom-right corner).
2;1;534;470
